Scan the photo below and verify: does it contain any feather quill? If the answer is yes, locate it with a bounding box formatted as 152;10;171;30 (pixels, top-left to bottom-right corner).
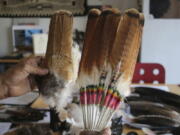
109;9;144;97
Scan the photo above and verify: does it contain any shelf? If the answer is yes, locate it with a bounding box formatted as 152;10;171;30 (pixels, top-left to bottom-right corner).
0;59;20;63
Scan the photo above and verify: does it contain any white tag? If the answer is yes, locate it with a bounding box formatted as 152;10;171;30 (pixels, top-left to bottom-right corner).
32;33;48;55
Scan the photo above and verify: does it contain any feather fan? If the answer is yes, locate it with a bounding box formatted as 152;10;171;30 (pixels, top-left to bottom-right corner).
77;8;144;132
36;8;144;133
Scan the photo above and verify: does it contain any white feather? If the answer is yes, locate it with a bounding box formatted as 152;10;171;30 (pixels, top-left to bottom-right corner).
142;128;156;135
77;67;101;88
41;43;81;121
72;43;82;81
116;73;131;97
55;44;81;120
65;103;84;135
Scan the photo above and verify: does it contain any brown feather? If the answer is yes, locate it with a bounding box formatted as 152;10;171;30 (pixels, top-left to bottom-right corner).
78;8;121;86
80;8;121;74
45;10;73;81
109;9;143;81
95;8;121;71
82;9;108;75
78;9;101;76
127;13;145;80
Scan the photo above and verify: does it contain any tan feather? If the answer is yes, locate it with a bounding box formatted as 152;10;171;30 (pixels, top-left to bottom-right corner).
109;9;144;79
46;10;73;81
119;9;144;81
36;10;75;119
107;8;144;96
127;13;145;81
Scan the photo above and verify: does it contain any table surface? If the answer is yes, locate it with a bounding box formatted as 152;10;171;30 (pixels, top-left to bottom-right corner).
167;84;180;95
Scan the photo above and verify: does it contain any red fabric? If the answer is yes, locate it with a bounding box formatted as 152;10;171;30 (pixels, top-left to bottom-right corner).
132;63;165;83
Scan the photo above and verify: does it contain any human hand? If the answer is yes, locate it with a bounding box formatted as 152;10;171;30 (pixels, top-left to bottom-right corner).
1;56;48;98
80;128;111;135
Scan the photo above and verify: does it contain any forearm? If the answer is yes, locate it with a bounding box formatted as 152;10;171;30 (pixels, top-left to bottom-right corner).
0;74;9;99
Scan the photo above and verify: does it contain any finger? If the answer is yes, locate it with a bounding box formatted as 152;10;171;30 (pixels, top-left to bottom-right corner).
25;56;41;65
25;64;49;75
33;56;48;68
23;56;49;75
34;56;44;63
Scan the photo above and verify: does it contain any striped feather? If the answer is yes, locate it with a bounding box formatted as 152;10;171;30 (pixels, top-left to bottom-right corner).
46;10;73;81
109;9;144;97
77;8;121;87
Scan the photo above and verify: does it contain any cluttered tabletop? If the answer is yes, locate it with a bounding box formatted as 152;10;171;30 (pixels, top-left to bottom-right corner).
0;84;180;135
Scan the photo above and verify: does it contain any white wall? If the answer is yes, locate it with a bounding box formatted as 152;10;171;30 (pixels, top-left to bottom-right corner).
0;17;89;56
0;18;13;56
141;0;180;84
0;0;138;56
141;19;180;84
88;0;138;11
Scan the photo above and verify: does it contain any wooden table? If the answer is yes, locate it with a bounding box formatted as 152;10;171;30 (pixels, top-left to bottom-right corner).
0;59;20;63
167;84;180;95
0;59;21;73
